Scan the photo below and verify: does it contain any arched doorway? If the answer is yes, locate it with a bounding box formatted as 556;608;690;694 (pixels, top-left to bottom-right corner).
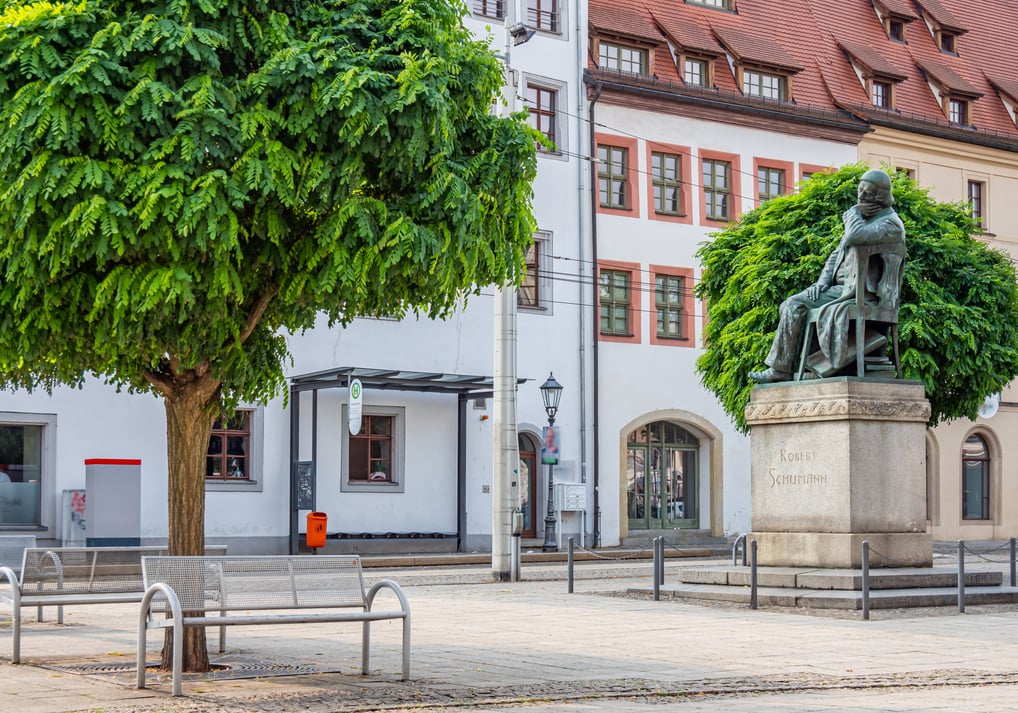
626;421;699;529
518;433;539;538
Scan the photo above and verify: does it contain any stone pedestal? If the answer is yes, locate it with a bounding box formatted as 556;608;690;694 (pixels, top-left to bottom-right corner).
745;378;932;568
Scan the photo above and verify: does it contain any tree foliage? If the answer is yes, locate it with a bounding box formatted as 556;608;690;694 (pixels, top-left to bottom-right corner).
0;0;537;668
0;0;537;403
695;164;1018;432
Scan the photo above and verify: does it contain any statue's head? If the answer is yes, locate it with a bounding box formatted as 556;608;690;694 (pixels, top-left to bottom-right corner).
859;169;894;208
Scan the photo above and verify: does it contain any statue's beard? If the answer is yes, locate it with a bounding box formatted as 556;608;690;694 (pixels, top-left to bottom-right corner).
858;200;884;218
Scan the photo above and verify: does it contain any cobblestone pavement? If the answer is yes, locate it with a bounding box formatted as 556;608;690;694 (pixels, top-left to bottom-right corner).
3;556;1018;712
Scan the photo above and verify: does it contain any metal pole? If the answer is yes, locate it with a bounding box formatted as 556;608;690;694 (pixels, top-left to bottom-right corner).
658;537;665;586
652;537;660;601
491;0;521;582
567;537;574;594
510;532;520;582
861;540;870;621
957;539;965;614
749;539;758;610
1011;537;1016;588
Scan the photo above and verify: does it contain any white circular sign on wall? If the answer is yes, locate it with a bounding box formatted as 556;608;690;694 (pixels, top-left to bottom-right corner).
978;392;1001;419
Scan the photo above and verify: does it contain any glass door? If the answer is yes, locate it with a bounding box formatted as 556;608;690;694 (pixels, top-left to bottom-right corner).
626;421;700;530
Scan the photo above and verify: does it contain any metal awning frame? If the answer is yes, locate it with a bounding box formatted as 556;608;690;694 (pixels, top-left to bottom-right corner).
287;366;527;554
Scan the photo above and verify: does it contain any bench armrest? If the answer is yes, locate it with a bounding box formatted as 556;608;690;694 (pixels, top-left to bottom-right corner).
366;579;410;616
0;565;18;588
137;581;185;694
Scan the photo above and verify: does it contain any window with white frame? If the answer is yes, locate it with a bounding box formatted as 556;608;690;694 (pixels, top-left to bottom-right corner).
949;98;969;125
687;0;732;8
599;41;648;76
684;58;707;87
743;69;784;100
872;80;891;108
341;406;406;493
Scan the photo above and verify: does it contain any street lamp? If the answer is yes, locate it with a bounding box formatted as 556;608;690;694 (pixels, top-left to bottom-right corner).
540;373;563;552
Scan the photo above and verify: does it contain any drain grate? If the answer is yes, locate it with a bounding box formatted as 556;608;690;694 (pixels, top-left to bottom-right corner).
41;655;348;682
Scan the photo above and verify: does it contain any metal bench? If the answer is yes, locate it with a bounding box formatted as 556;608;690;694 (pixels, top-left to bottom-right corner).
0;545;225;663
137;555;411;696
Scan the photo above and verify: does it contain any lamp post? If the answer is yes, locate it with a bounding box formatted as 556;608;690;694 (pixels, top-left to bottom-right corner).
540;373;563;552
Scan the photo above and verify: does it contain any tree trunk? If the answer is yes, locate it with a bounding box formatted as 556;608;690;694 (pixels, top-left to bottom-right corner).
158;376;219;672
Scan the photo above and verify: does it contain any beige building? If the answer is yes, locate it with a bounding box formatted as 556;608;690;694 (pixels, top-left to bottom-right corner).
859;127;1018;540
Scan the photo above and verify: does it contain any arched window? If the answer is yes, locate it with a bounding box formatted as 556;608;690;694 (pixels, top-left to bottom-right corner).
962;434;991;520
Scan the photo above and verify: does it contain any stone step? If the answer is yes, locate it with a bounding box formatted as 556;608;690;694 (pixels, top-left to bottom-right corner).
633;583;1018;610
677;565;1003;590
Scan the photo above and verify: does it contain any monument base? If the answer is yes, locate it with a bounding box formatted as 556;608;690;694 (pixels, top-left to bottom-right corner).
745;378;933;569
748;531;933;568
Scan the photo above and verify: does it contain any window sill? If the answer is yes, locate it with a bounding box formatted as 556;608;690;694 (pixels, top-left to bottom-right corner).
342;482;405;494
206;479;263;493
654;211;687;218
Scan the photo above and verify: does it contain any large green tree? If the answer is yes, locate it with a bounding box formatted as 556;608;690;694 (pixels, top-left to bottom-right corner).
0;0;537;669
696;164;1018;432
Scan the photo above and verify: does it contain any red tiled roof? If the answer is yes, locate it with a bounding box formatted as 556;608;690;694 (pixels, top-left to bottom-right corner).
916;59;983;97
589;0;661;44
914;0;967;33
712;24;803;73
873;0;918;20
587;0;1018;140
988;77;1018;104
837;40;907;81
652;9;723;56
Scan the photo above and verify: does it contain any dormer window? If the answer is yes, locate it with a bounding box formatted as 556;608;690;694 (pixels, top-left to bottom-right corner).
687;0;733;9
742;69;785;100
940;31;957;54
678;52;715;88
949;98;969;125
599;41;649;76
872;81;891;108
888;19;905;41
915;2;967;56
685;58;705;86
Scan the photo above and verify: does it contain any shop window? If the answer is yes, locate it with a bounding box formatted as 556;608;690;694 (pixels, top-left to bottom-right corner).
0;423;44;527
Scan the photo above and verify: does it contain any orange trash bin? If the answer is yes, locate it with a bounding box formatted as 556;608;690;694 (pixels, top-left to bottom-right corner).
306;511;328;549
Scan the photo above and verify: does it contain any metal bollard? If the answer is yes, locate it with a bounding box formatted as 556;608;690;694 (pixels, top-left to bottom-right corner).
652;537;661;601
957;539;965;614
567;537;574;594
1011;537;1016;588
749;539;758;610
657;537;665;586
861;540;870;621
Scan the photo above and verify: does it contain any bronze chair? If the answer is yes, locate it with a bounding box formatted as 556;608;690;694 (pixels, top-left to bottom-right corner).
795;242;905;380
